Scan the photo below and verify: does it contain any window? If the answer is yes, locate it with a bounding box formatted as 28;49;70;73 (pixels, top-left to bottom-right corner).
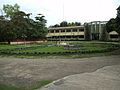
79;29;84;31
66;29;71;32
61;30;65;32
55;30;59;33
50;30;54;33
73;29;77;32
110;35;118;38
79;35;84;38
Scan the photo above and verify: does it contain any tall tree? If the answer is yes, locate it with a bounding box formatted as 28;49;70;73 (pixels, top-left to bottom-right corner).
106;18;116;33
0;15;6;42
106;6;120;40
60;21;68;27
11;11;30;40
34;14;47;39
0;15;16;44
116;6;120;37
84;23;91;40
3;3;20;18
0;4;48;43
100;25;108;41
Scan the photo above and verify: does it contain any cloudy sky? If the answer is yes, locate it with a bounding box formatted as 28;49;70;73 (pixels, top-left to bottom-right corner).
0;0;120;26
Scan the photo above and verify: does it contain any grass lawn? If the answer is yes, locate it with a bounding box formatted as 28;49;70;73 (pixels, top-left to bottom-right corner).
0;41;120;56
0;80;52;90
0;84;23;90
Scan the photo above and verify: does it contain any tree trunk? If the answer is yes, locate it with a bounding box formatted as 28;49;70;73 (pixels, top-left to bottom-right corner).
8;40;11;44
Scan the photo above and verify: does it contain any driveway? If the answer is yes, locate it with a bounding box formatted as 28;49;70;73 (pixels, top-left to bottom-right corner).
0;55;120;88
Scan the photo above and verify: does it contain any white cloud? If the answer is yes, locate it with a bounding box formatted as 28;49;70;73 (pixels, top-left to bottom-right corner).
0;0;119;26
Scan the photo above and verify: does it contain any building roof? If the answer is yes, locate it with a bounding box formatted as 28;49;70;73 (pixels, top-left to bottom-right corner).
109;31;118;35
48;26;84;30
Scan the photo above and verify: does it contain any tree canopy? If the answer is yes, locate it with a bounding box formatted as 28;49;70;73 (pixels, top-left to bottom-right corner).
50;21;81;27
0;4;47;44
106;6;120;38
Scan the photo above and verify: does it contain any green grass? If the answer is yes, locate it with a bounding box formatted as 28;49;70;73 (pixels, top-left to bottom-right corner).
0;42;120;56
18;46;68;53
0;80;52;90
31;80;52;90
0;84;23;90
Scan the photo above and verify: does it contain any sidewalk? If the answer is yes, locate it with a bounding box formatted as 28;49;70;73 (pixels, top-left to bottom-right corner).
39;65;120;90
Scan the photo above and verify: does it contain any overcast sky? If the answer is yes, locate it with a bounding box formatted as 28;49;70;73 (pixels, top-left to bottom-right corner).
0;0;120;26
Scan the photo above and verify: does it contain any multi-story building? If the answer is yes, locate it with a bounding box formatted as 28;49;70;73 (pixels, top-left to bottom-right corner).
84;21;108;40
47;26;85;41
46;21;119;41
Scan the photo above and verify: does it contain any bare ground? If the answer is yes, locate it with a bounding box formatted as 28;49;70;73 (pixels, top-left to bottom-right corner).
0;55;120;88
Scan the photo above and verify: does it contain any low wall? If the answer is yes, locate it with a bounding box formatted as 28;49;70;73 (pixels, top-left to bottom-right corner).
10;40;47;45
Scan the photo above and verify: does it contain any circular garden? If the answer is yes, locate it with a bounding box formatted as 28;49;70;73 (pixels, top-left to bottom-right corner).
0;42;120;56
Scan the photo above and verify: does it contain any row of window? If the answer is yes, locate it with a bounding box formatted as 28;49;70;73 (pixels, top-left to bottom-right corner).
48;35;84;38
110;35;119;38
49;29;84;33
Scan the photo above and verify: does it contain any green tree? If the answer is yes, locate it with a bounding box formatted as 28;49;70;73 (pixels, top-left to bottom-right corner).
34;14;47;40
84;23;91;40
100;25;108;41
60;21;68;27
116;6;120;38
11;11;30;40
106;6;120;40
0;15;6;42
0;15;16;44
106;18;116;33
3;3;20;18
1;4;48;43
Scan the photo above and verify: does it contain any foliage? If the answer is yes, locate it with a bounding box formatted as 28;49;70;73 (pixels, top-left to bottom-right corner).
60;21;68;27
0;84;23;90
100;24;108;41
106;6;120;40
106;18;116;33
116;6;120;35
50;21;81;27
0;80;52;90
0;42;119;56
3;3;20;18
0;15;16;44
84;23;91;40
0;4;47;44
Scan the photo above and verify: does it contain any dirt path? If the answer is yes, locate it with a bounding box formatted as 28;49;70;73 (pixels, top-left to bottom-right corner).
0;55;120;87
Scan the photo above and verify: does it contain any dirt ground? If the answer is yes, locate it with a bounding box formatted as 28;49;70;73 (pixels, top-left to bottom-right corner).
0;55;120;88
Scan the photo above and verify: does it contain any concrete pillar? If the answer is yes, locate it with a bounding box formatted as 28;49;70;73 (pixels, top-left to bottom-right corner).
91;22;93;40
91;22;93;33
59;29;61;41
65;29;66;36
99;21;102;40
95;22;97;33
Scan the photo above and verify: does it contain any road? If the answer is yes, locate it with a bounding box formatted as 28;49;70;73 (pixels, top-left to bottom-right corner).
0;55;120;88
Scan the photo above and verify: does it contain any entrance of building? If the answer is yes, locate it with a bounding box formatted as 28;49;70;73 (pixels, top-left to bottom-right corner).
92;33;99;40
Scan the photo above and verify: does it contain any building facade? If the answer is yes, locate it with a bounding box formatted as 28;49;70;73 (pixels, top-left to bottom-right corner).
47;21;118;41
47;26;85;41
84;21;108;40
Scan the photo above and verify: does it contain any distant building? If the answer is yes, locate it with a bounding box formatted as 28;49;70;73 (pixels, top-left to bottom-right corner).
109;31;119;40
84;21;108;40
47;21;119;41
47;26;85;41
